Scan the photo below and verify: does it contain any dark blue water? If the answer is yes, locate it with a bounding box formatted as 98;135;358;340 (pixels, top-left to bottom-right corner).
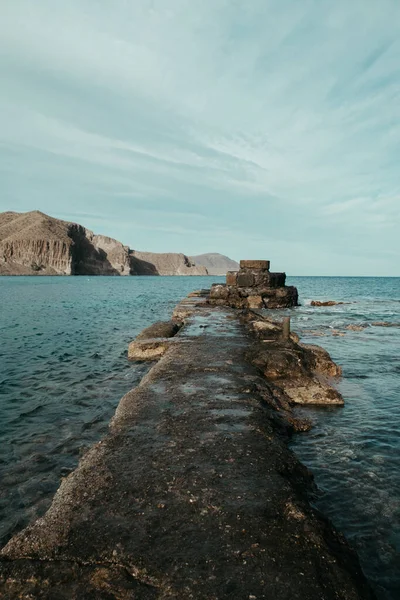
0;276;221;544
0;275;399;599
285;277;400;600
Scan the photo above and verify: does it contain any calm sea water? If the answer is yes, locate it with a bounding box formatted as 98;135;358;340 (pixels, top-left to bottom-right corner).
0;275;399;598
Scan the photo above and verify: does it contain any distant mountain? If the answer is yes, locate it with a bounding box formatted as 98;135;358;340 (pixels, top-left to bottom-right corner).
131;250;207;276
0;211;207;276
190;253;239;276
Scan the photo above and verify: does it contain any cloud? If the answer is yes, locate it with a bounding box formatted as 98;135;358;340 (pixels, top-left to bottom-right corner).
0;0;399;274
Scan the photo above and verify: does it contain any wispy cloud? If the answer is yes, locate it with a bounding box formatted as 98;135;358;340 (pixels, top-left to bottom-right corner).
0;1;399;274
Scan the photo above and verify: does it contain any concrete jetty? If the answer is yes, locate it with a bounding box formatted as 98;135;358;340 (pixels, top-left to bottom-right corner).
0;289;375;598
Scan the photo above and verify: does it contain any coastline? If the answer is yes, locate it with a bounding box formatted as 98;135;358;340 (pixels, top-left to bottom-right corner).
0;290;375;599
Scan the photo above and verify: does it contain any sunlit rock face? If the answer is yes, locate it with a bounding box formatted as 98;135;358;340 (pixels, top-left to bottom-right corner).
0;211;75;275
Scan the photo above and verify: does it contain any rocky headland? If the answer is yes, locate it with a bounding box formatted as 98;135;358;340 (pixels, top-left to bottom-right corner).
0;211;210;276
0;263;375;599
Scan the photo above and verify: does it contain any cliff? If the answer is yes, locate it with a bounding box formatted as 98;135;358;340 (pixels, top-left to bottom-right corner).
0;211;75;275
0;211;130;276
0;211;209;276
69;227;132;276
190;252;239;275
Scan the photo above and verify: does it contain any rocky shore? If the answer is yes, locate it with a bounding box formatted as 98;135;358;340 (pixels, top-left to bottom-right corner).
0;282;375;598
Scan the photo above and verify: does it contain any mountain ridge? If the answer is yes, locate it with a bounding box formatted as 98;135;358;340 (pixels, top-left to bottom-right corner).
190;253;239;275
0;211;233;276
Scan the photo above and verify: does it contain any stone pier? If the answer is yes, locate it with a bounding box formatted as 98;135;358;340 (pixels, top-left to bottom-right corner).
209;259;298;309
0;289;375;599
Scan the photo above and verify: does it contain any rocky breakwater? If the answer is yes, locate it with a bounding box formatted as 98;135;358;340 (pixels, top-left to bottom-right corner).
209;259;298;309
0;286;375;598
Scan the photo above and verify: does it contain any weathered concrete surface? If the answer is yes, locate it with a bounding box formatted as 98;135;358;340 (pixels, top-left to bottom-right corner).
0;296;374;599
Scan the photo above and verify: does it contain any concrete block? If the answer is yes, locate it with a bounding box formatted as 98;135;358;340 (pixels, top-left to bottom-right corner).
240;260;270;270
237;272;254;287
253;271;272;286
259;287;276;297
226;271;238;286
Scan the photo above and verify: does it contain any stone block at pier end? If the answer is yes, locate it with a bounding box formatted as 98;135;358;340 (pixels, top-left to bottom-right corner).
240;259;270;270
226;271;238;286
209;259;298;309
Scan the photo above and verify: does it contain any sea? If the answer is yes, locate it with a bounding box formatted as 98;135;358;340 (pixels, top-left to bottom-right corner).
0;275;399;599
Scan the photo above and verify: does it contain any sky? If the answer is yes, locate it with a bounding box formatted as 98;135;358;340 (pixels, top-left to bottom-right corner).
0;1;399;276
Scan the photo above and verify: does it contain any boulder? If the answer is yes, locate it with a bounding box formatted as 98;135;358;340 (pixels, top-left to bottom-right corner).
128;321;182;360
346;324;367;331
300;343;342;377
135;321;181;341
247;339;343;406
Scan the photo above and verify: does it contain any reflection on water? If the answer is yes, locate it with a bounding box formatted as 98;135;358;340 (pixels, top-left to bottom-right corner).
0;275;399;599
